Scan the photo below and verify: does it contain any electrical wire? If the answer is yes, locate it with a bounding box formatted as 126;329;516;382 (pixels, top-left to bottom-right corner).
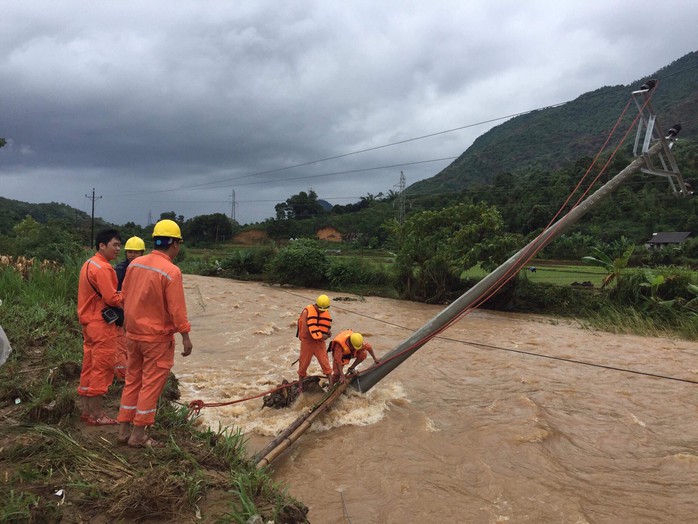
277;289;698;386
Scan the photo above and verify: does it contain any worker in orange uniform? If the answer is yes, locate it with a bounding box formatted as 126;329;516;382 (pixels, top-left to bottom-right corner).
77;229;123;425
113;236;145;380
296;294;333;392
329;330;380;385
116;220;193;448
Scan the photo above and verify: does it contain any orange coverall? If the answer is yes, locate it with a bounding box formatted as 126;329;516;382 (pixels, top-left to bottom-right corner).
330;329;372;382
77;253;123;397
297;305;332;380
117;250;191;427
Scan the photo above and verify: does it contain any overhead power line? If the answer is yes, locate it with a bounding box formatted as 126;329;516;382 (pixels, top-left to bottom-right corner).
115;64;698;207
125;102;570;196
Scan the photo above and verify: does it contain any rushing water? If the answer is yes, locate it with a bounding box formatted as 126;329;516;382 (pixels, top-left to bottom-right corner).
175;275;698;523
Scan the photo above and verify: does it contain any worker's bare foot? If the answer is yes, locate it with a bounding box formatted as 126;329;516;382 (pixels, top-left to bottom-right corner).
128;436;163;448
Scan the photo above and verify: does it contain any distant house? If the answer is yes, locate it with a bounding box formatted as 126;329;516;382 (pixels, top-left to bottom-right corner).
316;226;342;243
644;231;691;250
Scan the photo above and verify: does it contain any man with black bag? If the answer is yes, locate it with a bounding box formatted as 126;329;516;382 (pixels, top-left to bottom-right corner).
77;229;123;425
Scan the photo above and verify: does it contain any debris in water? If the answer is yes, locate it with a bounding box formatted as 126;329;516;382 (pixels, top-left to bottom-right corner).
262;376;324;409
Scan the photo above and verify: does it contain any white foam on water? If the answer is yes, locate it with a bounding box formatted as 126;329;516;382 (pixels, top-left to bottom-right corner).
193;381;409;437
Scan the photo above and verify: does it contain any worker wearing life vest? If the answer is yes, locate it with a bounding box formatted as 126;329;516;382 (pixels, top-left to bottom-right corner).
117;220;193;448
113;236;145;380
77;229;123;425
296;294;333;392
329;329;380;384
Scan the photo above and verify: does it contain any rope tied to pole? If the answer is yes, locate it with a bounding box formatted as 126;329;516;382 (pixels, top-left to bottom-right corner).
185;374;332;417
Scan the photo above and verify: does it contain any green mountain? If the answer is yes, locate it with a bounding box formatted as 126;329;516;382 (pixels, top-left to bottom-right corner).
410;51;698;196
0;196;95;236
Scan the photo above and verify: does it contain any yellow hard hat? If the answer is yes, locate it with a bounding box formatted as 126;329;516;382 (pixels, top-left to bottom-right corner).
124;236;145;251
152;219;182;240
349;332;363;350
316;294;330;310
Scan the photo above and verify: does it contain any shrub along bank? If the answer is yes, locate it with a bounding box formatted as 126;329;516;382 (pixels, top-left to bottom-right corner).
198;241;698;341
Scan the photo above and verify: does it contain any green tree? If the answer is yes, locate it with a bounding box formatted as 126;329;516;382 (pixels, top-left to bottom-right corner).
11;216;83;263
184;213;235;246
391;203;519;303
275;189;325;220
265;238;329;287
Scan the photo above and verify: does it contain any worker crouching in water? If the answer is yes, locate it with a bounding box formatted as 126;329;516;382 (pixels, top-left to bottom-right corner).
296;294;333;392
113;236;145;380
329;330;380;385
117;220;193;448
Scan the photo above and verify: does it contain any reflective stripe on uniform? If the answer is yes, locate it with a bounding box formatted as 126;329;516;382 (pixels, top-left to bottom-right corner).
87;259;102;269
130;262;173;280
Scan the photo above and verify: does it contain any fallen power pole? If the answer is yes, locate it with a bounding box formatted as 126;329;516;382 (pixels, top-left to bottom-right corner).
254;82;688;466
354;81;688;394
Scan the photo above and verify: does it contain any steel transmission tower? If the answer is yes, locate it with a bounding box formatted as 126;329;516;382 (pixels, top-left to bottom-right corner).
396;171;406;223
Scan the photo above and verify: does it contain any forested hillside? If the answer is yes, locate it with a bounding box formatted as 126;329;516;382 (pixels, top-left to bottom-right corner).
0;197;95;236
410;51;698;196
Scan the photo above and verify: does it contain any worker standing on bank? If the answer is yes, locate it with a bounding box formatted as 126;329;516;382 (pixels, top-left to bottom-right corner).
329;330;380;385
117;220;193;448
296;294;333;392
113;236;145;380
77;229;123;425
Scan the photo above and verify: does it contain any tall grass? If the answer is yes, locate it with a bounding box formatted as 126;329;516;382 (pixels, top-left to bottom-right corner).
582;304;698;339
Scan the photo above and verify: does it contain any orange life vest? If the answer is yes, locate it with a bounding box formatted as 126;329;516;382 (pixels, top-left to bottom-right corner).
297;305;332;340
329;329;355;362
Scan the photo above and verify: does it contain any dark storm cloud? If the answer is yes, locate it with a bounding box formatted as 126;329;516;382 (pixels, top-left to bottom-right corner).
1;0;697;225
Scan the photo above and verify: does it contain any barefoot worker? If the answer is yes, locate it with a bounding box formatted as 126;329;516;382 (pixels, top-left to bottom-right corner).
329;330;380;385
296;294;333;392
77;229;123;425
117;220;193;448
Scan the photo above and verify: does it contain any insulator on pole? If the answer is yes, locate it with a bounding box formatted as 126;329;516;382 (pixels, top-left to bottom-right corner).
666;123;682;138
640;79;657;91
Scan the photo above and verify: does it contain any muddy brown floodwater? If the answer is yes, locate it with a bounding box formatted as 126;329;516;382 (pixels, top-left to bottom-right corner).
175;275;698;523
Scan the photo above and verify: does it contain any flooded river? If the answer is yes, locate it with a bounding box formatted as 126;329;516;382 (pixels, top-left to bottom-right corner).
175;275;698;523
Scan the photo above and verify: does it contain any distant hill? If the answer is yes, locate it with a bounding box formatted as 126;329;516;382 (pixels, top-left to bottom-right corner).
410;51;698;196
0;196;97;235
317;199;333;212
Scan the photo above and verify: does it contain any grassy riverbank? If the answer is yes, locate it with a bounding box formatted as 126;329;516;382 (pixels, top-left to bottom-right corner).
0;257;307;523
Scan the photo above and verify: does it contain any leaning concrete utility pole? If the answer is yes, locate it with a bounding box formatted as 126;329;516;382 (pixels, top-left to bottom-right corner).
354;82;688;393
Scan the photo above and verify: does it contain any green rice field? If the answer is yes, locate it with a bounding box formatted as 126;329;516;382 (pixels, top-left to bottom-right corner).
462;263;608;287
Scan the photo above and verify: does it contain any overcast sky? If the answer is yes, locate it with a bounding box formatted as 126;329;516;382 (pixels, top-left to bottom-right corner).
2;1;697;227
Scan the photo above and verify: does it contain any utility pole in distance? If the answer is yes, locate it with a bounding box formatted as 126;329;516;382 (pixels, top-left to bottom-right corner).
85;188;102;249
231;189;236;221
